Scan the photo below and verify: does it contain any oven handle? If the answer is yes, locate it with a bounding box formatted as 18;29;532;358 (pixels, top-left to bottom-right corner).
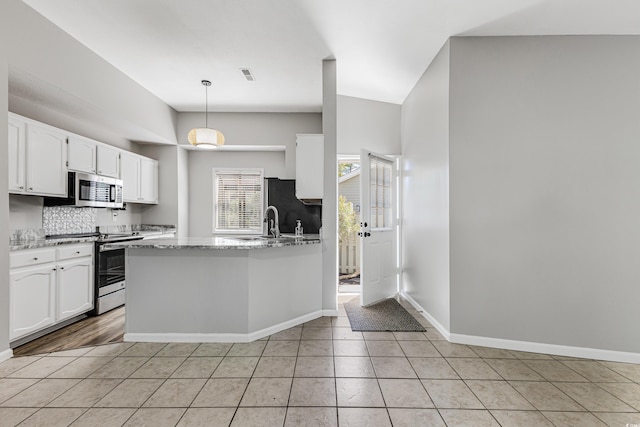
98;244;123;252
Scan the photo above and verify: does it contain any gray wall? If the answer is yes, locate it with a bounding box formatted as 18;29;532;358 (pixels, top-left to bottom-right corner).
188;150;287;236
179;111;321;237
448;36;640;353
5;0;177;146
337;95;401;155
177;147;190;237
178;112;321;180
322;60;338;313
401;41;451;330
0;1;10;355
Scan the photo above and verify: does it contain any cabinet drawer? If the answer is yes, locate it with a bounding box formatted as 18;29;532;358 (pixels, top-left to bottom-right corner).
10;248;56;269
57;244;93;261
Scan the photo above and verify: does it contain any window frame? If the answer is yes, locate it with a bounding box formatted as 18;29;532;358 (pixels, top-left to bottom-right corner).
212;168;264;235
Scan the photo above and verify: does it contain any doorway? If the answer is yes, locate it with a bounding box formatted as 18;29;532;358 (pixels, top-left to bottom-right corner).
338;157;361;294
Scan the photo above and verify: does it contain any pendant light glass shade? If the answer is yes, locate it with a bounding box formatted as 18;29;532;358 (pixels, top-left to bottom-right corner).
187;127;225;148
188;80;225;149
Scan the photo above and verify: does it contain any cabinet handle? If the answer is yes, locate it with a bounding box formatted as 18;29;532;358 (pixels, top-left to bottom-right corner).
19;186;24;189
52;268;57;271
33;257;38;261
60;267;64;270
29;187;33;190
76;251;80;254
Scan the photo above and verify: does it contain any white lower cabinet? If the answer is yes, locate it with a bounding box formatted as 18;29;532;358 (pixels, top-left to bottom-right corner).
9;244;94;342
10;263;56;341
57;257;94;322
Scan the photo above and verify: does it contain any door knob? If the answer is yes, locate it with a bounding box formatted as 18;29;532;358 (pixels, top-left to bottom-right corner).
364;232;371;237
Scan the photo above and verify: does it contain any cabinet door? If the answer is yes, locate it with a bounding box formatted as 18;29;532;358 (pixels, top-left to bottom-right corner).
139;158;158;203
68;136;97;174
57;257;94;322
10;264;57;340
97;145;120;178
8;116;26;193
120;151;140;202
295;134;324;199
26;124;68;196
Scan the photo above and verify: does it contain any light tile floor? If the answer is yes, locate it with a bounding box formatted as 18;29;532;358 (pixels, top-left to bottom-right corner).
1;296;640;426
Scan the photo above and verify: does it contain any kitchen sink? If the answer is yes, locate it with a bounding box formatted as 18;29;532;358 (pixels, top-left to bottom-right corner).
231;236;266;241
230;235;296;242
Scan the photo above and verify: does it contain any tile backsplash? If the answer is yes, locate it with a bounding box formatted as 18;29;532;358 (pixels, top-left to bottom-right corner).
43;206;97;236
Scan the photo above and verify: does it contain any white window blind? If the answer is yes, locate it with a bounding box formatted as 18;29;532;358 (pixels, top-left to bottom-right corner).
214;170;263;233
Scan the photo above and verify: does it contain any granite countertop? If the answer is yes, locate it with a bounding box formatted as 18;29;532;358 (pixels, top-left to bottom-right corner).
104;234;321;250
9;224;177;251
9;236;99;251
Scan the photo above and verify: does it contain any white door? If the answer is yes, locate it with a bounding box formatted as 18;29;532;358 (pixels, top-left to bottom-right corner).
360;149;398;306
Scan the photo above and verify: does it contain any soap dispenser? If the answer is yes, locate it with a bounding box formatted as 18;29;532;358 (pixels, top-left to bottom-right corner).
295;220;303;236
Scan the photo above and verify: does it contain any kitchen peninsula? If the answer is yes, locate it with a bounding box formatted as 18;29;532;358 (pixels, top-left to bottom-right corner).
108;235;323;342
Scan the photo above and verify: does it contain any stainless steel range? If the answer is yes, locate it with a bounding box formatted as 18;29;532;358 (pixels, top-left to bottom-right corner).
94;232;143;315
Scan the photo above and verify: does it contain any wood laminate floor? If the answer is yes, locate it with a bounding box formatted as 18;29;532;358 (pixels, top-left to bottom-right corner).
13;306;125;357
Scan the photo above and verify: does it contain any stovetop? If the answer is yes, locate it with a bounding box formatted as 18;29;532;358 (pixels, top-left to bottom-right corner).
45;231;144;243
97;232;144;243
46;232;100;239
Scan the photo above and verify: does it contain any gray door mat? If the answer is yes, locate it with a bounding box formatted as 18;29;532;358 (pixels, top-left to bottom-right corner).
344;297;426;332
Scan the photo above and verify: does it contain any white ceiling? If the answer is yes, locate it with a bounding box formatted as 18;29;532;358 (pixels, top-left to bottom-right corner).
20;0;640;113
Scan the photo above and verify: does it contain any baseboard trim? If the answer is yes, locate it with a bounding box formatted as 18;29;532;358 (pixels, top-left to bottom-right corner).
450;333;640;364
0;348;13;363
322;309;339;317
400;291;640;364
124;310;326;344
400;291;451;340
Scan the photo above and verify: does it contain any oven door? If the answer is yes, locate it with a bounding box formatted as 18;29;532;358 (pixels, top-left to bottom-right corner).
97;246;126;292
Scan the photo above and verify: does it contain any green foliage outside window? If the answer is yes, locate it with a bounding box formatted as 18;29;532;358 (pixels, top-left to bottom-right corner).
338;195;359;243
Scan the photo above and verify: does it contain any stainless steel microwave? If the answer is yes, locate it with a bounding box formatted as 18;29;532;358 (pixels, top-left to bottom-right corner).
44;172;124;208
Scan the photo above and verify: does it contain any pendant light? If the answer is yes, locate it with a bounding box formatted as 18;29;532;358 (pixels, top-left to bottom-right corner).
188;80;225;149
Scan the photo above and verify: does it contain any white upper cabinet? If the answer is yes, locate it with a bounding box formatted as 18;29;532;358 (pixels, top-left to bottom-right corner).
67;136;97;174
97;144;121;178
8;115;67;197
295;134;324;200
120;150;158;204
26;123;68;197
8;113;159;203
139;157;158;203
120;150;140;202
8;116;26;192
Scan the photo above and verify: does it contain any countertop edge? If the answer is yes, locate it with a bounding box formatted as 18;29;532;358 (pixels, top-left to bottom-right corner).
105;236;322;250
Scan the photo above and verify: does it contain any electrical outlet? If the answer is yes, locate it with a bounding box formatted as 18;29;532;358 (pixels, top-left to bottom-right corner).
112;211;118;222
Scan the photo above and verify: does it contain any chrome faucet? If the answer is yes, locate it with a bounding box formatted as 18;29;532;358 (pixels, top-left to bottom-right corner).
263;205;280;238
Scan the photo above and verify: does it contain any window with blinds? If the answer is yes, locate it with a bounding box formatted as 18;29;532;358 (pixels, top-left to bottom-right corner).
213;169;264;233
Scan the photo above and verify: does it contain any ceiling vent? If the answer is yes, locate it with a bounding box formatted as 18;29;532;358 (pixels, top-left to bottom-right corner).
240;68;256;82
